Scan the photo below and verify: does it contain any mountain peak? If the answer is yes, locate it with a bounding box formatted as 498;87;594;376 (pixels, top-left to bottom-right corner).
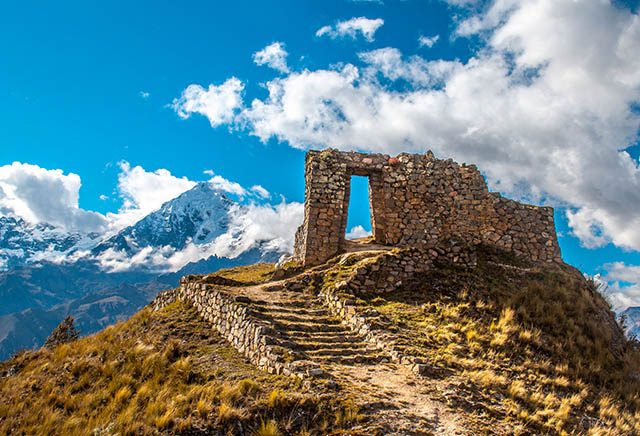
93;182;236;256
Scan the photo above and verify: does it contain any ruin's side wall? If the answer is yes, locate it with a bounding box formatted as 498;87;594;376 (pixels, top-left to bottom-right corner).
294;149;561;266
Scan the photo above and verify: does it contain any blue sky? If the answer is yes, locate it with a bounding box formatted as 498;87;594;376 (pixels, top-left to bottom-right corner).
1;0;640;308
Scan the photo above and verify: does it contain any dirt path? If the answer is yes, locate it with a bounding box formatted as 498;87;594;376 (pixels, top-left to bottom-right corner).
331;362;469;435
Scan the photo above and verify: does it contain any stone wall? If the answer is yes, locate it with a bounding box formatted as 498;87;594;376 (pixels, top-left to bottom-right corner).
151;279;317;379
333;239;477;294
294;149;561;266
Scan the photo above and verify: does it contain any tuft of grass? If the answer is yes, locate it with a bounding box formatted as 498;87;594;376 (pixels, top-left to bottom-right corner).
253;419;281;436
215;263;276;285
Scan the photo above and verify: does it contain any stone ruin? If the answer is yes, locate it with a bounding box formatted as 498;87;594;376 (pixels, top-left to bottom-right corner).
294;149;561;266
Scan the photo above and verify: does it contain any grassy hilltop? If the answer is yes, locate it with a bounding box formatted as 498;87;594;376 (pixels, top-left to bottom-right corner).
1;249;639;435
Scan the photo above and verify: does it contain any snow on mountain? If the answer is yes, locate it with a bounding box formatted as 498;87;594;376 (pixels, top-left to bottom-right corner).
91;182;296;273
94;182;234;254
621;307;640;340
0;181;291;274
0;216;100;271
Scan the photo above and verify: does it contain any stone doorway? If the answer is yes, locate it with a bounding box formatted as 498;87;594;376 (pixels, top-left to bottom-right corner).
339;170;388;252
344;175;373;241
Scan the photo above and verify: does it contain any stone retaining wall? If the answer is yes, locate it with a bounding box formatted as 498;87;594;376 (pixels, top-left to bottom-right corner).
320;284;429;376
151;279;315;379
337;241;476;294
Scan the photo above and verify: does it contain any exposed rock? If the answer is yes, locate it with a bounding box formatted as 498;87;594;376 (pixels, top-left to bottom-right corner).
43;316;79;349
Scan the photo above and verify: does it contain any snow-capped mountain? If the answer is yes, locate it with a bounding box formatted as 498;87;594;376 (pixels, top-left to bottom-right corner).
621;307;640;340
0;183;286;359
94;182;234;255
0;216;100;271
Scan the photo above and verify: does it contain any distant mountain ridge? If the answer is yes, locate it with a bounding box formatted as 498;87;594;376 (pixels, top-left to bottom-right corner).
0;216;100;271
621;306;640;339
0;183;285;359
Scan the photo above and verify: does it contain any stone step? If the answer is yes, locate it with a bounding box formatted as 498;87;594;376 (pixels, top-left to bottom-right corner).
255;306;331;317
305;347;378;357
289;332;365;343
294;340;371;351
289;338;367;350
255;312;343;325
313;354;387;365
273;321;351;333
271;299;313;308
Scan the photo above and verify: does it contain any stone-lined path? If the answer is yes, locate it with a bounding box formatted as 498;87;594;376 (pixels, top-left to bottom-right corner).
235;279;469;435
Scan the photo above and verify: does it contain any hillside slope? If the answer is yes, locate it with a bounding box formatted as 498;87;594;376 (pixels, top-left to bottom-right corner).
0;301;362;435
1;246;639;434
0;182;283;359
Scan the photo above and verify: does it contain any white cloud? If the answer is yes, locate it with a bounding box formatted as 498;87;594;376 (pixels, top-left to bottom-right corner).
107;161;196;230
418;34;440;48
0;162;107;232
600;262;640;310
203;172;271;200
250;185;270;199
253;42;290;73
208;201;303;259
359;47;455;86
171;78;244;127
208;175;247;197
604;262;640;285
346;225;372;240
139;91;150;99
235;0;640;252
316;17;384;42
96;245;175;273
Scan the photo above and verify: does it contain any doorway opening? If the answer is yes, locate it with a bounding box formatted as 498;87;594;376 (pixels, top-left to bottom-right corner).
345;175;373;241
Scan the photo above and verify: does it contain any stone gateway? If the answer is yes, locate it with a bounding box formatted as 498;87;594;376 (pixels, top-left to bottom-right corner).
294;149;561;266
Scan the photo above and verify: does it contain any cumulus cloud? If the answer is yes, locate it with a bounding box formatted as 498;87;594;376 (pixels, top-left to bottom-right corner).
253;42;290;73
107;162;196;230
346;225;372;240
232;0;640;253
208;175;247;197
316;17;384;42
418;34;440;48
208;201;303;258
600;262;640;310
204;170;271;199
358;47;455;86
0;162;107;232
171;78;244;127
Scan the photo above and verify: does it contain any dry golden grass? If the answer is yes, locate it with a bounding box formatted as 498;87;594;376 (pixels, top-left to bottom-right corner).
0;301;360;435
215;262;276;284
352;249;640;434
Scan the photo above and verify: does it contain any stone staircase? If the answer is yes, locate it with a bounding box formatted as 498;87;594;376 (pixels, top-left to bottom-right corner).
248;291;388;368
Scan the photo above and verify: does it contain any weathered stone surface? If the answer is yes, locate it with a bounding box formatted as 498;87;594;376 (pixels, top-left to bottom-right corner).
294;149;561;266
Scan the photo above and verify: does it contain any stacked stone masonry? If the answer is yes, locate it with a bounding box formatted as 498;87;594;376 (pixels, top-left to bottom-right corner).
294;149;561;266
152;279;319;379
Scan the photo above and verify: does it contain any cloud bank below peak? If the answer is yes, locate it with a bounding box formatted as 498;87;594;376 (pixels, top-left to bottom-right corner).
172;0;640;254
